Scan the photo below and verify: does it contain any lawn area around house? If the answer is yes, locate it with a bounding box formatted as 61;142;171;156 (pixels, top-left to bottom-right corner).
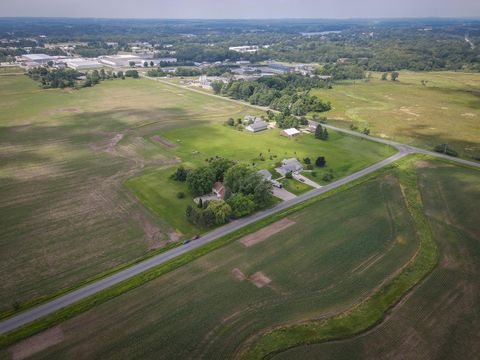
0;75;255;315
273;160;480;360
312;71;480;160
3;165;420;360
124;123;395;235
279;177;313;195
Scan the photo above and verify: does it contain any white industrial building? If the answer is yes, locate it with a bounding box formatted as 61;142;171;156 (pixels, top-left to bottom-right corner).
65;58;101;70
229;46;259;53
99;55;162;67
21;54;56;64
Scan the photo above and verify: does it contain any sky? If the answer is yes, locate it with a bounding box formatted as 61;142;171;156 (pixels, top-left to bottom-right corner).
2;0;480;19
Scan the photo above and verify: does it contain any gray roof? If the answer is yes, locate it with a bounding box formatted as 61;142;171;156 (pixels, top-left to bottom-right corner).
281;158;303;172
247;120;268;132
258;169;272;180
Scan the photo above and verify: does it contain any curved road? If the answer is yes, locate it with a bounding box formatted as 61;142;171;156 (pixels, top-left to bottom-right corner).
0;78;478;336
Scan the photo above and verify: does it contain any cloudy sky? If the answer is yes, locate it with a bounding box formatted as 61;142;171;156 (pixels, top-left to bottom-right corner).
2;0;480;18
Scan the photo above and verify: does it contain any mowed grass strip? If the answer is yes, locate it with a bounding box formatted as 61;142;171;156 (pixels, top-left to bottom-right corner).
0;158;419;358
274;161;480;360
312;71;480;159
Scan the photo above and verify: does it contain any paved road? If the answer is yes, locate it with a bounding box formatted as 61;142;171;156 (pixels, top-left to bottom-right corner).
1;77;478;336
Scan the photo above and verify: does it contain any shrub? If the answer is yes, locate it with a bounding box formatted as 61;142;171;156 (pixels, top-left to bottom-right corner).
176;192;185;199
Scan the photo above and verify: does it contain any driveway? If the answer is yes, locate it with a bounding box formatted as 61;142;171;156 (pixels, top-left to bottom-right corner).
272;186;297;201
293;173;322;189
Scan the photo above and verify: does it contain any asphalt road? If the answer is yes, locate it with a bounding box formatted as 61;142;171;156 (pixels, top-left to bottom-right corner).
0;77;478;336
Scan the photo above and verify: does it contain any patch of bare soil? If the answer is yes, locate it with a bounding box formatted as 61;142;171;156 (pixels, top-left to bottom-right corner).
10;326;64;360
240;218;296;247
399;107;420;117
249;271;272;288
151;135;176;148
232;268;246;281
416;160;436;169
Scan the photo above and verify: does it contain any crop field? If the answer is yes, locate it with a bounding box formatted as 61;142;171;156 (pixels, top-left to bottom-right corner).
124;123;395;235
0;75;254;314
274;161;480;360
5;171;421;359
312;71;480;159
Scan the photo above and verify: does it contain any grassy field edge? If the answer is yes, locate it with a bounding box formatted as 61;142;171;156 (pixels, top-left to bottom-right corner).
0;156;411;349
237;156;439;360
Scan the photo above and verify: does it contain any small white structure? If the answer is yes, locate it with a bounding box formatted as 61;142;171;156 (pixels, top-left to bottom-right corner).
281;128;301;138
229;46;259;53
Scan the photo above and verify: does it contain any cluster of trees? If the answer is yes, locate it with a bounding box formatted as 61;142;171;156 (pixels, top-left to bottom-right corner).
274;113;308;129
215;75;331;116
27;67;81;89
315;63;365;80
26;67;138;89
186;200;232;228
434;144;458;157
175;159;273;228
314;124;329;140
147;65;233;78
381;71;399;81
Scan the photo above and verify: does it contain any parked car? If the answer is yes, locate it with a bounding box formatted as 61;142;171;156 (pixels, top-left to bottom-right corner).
192;234;200;240
183;239;191;245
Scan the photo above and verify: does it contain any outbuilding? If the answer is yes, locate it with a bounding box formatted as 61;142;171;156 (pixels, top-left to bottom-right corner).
281;128;300;137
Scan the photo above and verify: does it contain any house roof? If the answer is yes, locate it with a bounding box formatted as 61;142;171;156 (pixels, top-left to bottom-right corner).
246;120;268;132
282;128;300;136
281;158;303;172
213;182;225;198
258;169;272;180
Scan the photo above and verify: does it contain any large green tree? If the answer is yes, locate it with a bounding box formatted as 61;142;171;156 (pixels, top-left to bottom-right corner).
227;193;256;218
207;200;232;225
187;167;215;196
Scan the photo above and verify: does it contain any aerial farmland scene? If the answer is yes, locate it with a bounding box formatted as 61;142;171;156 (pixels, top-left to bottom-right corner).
0;1;479;359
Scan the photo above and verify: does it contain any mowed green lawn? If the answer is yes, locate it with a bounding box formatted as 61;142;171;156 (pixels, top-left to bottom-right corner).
312;71;480;159
125;124;395;235
275;161;480;360
13;173;419;359
0;75;254;314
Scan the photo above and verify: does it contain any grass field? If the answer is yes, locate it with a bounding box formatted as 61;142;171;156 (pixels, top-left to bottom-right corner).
274;161;480;360
279;177;313;195
0;75;255;314
124;124;395;235
0;66;24;74
5;170;420;359
312;71;480;160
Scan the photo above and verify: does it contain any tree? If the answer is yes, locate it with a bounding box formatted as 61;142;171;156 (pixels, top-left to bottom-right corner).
285;171;293;179
143;61;148;67
207;200;232;225
363;128;370;135
187;166;215;196
322;128;329;140
253;180;273;208
129;61;136;67
226;117;235;126
211;80;224;94
47;60;54;67
125;70;139;78
117;70;124;79
315;124;324;140
316;156;326;167
391;71;399;81
303;157;311;165
150;61;154;67
227;193;256;218
209;157;233;181
171;166;189;182
322;173;334;182
381;72;388;80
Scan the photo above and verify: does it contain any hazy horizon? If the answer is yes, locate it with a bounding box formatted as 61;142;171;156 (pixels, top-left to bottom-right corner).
2;0;480;19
